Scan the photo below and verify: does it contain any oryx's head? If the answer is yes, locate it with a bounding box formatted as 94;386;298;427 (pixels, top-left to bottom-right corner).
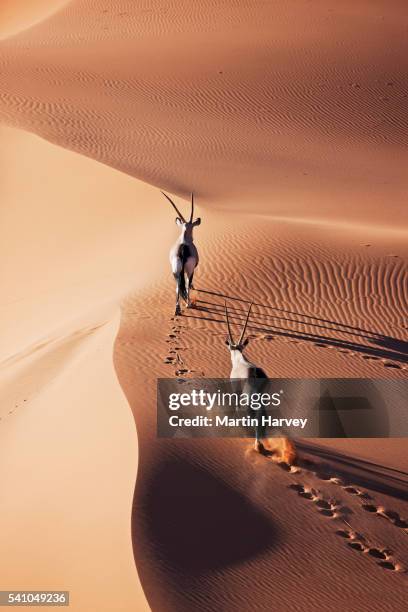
225;301;253;352
161;191;201;240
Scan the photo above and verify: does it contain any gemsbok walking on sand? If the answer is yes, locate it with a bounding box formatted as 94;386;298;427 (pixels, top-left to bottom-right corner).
225;301;296;463
161;191;201;315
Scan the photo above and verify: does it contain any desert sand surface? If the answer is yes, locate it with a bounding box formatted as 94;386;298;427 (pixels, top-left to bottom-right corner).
0;126;156;611
115;213;407;611
0;1;69;40
1;1;407;611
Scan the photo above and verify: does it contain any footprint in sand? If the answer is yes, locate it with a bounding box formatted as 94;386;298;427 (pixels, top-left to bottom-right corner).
317;477;370;499
383;362;402;369
336;528;363;542
289;483;307;494
289;483;339;517
380;510;408;529
315;498;339;517
361;503;408;529
378;561;402;571
335;530;403;571
284;465;406;572
165;316;201;378
314;469;408;531
278;462;301;474
361;503;378;513
368;548;390;560
342;486;372;500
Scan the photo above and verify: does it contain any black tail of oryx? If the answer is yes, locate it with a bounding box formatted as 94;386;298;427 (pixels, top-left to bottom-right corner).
176;243;190;302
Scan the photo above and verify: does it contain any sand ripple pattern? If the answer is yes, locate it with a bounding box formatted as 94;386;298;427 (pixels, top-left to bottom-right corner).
1;1;408;224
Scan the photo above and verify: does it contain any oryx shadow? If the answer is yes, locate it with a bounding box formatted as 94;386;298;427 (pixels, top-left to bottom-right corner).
297;441;408;501
182;289;408;365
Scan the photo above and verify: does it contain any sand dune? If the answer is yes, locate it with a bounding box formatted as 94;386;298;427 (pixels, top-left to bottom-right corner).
0;126;163;612
114;210;407;611
1;1;407;611
1;0;408;225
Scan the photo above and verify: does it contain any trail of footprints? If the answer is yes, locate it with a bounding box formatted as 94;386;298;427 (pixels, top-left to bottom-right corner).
304;459;408;534
163;317;198;377
161;307;406;571
283;458;407;573
163;305;404;377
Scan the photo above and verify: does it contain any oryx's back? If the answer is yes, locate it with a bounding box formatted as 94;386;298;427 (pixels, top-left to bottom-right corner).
161;190;201;315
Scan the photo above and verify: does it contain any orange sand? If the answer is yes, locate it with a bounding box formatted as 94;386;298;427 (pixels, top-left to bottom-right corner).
1;2;407;611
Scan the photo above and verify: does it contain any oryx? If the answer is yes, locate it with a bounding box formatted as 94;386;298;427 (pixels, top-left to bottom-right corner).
161;191;201;315
225;301;296;463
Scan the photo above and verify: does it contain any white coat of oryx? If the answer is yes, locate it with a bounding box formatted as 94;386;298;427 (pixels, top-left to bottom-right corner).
224;301;296;464
161;191;201;316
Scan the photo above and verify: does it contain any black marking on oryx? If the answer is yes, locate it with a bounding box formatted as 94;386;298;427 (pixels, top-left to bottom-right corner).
251;367;268;379
161;191;201;315
175;243;192;302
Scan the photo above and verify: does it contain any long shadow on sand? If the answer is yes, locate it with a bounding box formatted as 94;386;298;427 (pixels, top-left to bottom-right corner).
140;459;279;573
183;289;407;365
297;441;408;502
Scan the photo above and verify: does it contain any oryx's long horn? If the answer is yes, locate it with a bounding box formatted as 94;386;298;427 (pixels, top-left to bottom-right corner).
161;191;186;222
225;301;235;344
190;192;194;222
238;302;253;344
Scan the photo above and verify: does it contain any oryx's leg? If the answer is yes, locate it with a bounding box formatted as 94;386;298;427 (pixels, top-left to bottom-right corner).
254;429;266;453
186;272;194;307
254;427;262;452
184;257;196;307
171;256;183;316
173;273;181;315
253;409;266;453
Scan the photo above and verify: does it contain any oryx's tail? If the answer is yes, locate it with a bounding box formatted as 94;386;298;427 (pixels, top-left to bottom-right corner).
177;243;190;302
